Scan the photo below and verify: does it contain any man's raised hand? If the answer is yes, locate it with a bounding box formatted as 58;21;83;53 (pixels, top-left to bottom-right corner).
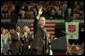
38;7;43;17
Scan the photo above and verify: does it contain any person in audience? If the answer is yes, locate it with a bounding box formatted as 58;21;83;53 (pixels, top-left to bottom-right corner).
20;26;32;55
15;26;22;55
1;28;10;55
10;28;20;55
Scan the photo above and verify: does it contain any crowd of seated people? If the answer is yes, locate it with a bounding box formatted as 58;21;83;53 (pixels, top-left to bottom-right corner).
66;42;84;55
1;1;84;20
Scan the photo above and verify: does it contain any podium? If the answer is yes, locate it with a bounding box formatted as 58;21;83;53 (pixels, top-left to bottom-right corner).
51;36;67;53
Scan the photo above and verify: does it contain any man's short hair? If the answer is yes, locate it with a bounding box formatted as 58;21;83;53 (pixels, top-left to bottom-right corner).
39;16;45;21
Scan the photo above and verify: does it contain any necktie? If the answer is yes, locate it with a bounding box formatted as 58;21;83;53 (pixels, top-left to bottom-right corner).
43;28;47;40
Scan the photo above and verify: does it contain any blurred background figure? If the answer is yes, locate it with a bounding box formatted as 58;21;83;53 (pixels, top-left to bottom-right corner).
1;28;10;55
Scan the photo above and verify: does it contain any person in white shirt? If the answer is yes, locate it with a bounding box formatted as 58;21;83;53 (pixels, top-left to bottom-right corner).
16;26;21;41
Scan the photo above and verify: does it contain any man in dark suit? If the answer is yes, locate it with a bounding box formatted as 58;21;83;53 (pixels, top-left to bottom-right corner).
20;26;32;55
15;26;22;55
10;30;20;55
31;7;49;55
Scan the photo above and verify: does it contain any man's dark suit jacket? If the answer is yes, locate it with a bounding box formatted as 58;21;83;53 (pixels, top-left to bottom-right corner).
31;16;49;51
20;32;32;51
10;32;21;54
